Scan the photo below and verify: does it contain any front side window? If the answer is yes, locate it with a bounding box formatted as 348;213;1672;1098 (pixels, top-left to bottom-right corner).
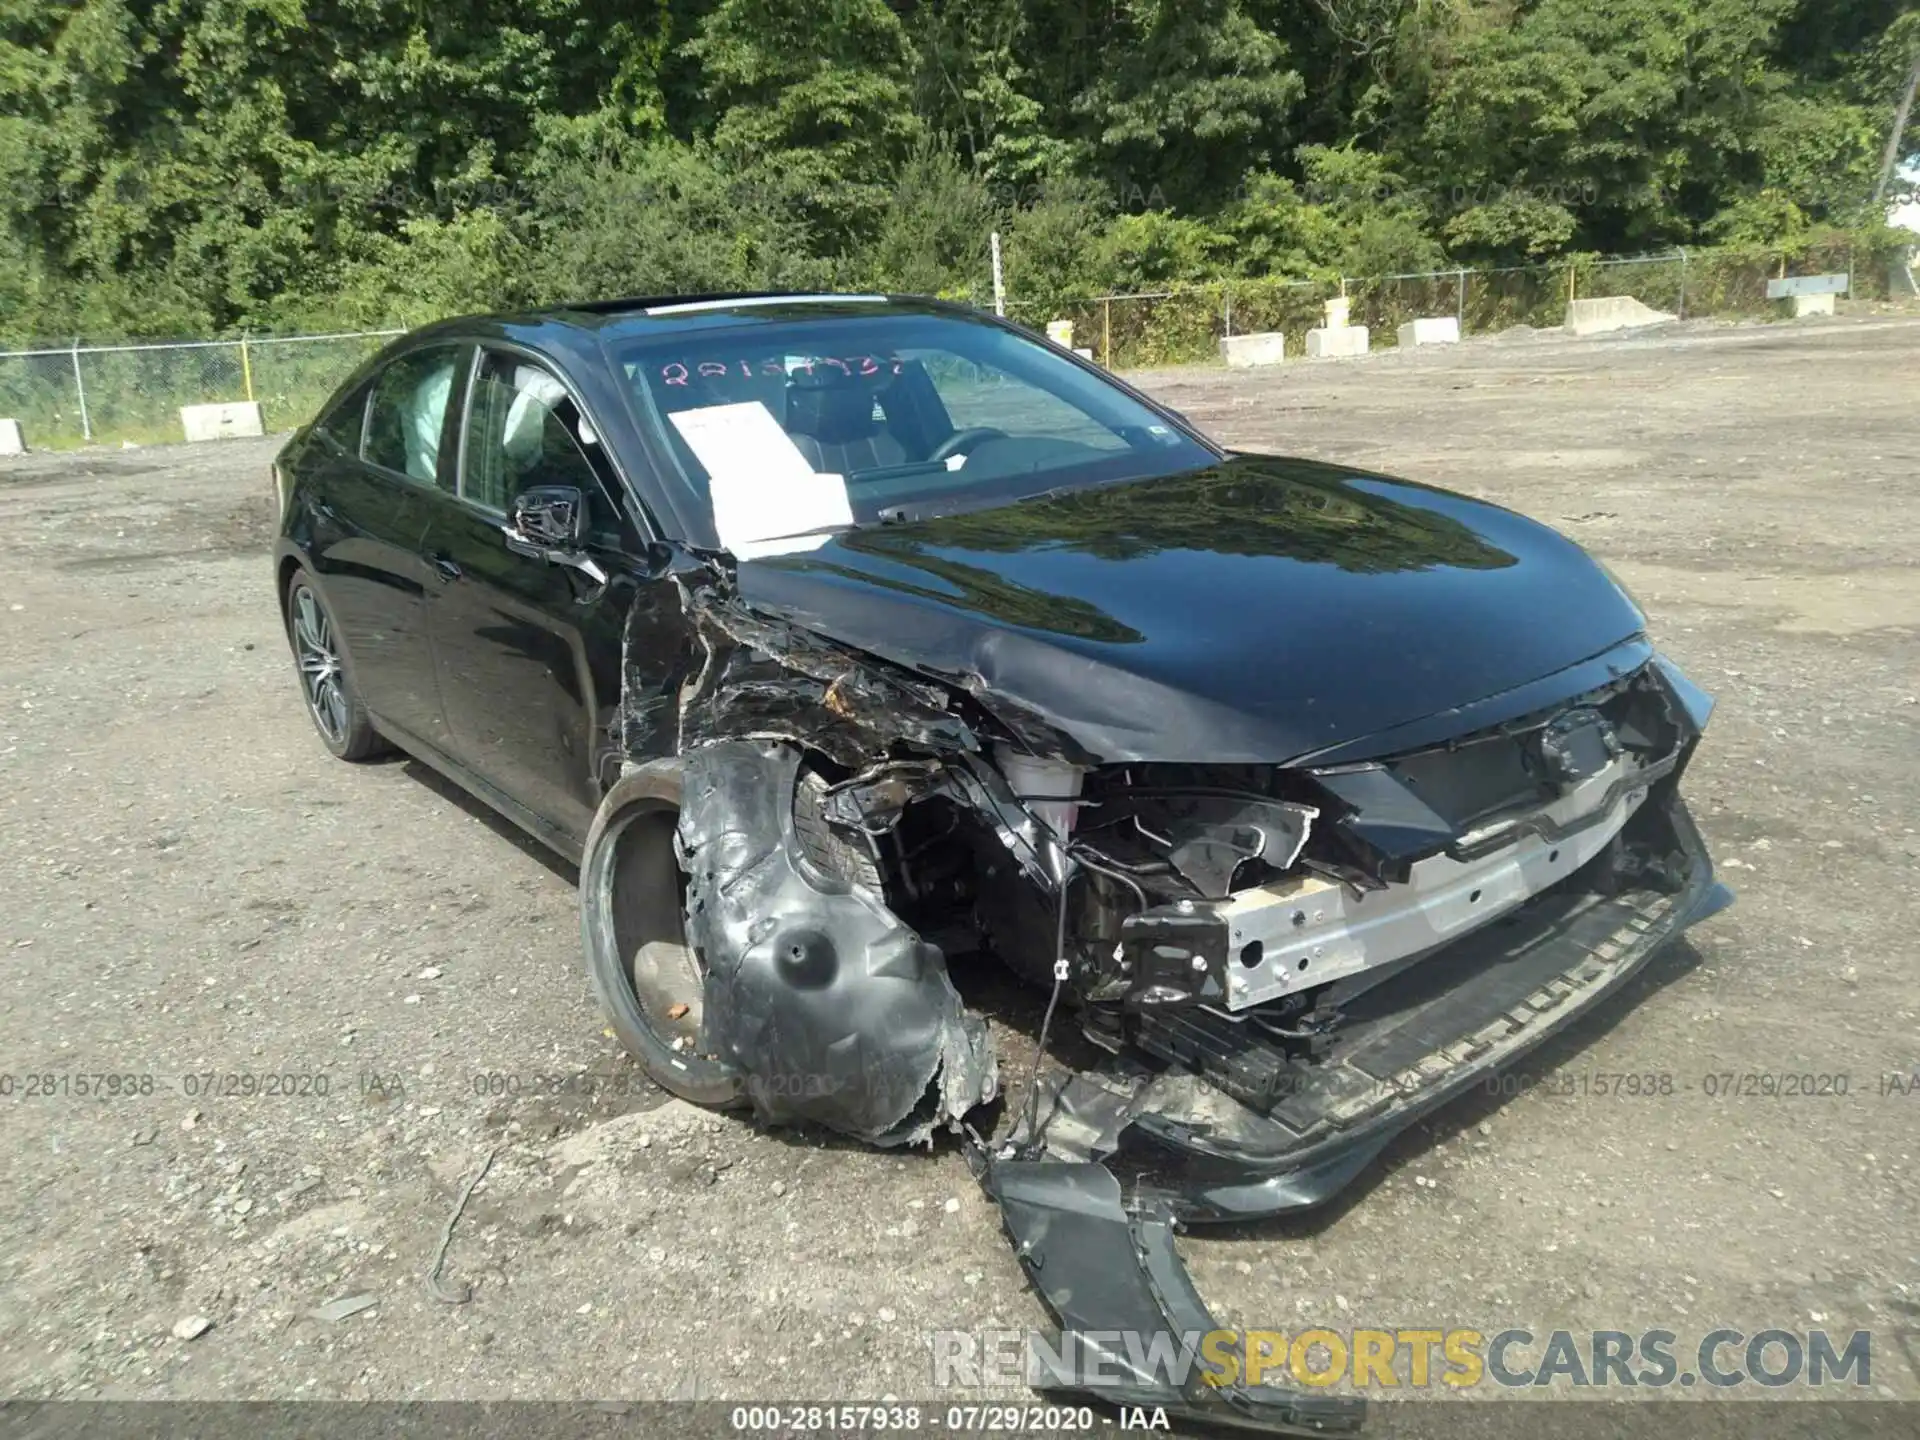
614;310;1212;552
460;351;610;517
365;347;461;485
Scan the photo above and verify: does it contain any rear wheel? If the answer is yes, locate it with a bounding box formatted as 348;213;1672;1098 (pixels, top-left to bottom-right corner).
284;570;383;761
579;762;748;1109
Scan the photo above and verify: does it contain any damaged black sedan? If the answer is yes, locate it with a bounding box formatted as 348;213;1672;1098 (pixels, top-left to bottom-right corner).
273;294;1729;1432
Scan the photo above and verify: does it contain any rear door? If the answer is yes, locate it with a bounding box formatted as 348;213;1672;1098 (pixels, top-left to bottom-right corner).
422;346;645;849
308;342;468;747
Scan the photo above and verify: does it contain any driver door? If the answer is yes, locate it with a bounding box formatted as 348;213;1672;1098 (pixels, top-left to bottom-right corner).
423;347;640;849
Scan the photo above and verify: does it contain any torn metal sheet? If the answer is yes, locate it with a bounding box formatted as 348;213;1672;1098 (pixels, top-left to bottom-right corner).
676;740;996;1144
675;584;980;769
1163;796;1317;900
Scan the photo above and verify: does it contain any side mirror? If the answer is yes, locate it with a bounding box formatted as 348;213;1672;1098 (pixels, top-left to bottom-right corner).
509;486;588;548
502;485;607;586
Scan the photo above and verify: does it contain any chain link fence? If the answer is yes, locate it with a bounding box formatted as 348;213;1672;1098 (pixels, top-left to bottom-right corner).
1006;240;1900;370
0;238;1905;450
0;331;400;450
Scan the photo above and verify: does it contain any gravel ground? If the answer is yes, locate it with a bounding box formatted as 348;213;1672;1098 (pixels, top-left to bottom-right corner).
0;313;1915;1420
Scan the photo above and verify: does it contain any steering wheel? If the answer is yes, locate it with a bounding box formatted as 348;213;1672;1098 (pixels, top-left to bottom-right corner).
928;427;1007;463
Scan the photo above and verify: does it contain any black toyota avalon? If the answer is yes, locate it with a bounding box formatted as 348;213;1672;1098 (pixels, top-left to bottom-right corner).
272;293;1728;1433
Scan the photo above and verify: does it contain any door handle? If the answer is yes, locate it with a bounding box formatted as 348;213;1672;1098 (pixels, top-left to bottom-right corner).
431;554;462;583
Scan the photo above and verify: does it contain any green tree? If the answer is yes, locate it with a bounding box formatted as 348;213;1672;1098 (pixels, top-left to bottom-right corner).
0;0;669;337
907;0;1069;188
523;140;834;301
1069;0;1303;212
1413;0;1810;257
1002;175;1112;307
861;139;1003;298
1218;172;1344;278
1096;211;1232;289
686;0;923;250
1;0;1913;342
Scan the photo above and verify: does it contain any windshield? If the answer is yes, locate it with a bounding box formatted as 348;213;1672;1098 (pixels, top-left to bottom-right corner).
613;310;1215;555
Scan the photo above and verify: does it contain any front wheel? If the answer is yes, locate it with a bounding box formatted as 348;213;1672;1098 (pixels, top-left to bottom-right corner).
579;762;748;1109
283;569;383;761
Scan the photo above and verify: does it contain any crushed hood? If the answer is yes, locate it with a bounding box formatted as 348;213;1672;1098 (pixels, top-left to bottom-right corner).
734;453;1646;763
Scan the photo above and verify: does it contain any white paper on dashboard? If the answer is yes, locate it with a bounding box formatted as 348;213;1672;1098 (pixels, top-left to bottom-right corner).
667;401;852;553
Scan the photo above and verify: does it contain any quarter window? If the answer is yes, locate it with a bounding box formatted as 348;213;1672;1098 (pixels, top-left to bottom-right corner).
461;352;606;517
365;347;461;485
314;383;369;453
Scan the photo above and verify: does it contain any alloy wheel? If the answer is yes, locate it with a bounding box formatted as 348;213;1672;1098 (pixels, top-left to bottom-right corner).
290;585;348;745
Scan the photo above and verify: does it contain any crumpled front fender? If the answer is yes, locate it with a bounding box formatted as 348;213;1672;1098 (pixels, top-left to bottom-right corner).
677;741;998;1145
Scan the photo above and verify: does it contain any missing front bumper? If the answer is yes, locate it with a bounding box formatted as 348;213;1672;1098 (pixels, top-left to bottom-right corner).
977;791;1728;1431
1029;790;1727;1214
1217;754;1656;1011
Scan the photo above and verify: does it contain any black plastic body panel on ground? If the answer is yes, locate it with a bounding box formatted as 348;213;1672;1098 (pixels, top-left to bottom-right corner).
982;1159;1366;1436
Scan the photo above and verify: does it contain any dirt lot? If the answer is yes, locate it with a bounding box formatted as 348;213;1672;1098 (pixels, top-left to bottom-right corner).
1;314;1916;1419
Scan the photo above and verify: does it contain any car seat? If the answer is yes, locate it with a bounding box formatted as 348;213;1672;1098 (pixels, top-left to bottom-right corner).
784;366;907;474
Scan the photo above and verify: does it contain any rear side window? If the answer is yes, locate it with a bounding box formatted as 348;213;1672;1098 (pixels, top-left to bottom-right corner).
365;347;462;485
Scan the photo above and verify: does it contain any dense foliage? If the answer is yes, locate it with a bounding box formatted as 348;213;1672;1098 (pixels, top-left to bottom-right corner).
2;0;1915;340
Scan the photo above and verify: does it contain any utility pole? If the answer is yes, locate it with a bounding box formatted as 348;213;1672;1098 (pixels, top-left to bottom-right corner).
1871;46;1920;205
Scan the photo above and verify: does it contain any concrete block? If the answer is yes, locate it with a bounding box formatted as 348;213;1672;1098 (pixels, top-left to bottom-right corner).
1396;316;1461;347
1766;273;1847;300
1220;331;1287;367
1072;347;1094;361
179;401;265;442
1791;292;1836;318
1564;296;1676;337
1305;325;1370;359
0;419;23;455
